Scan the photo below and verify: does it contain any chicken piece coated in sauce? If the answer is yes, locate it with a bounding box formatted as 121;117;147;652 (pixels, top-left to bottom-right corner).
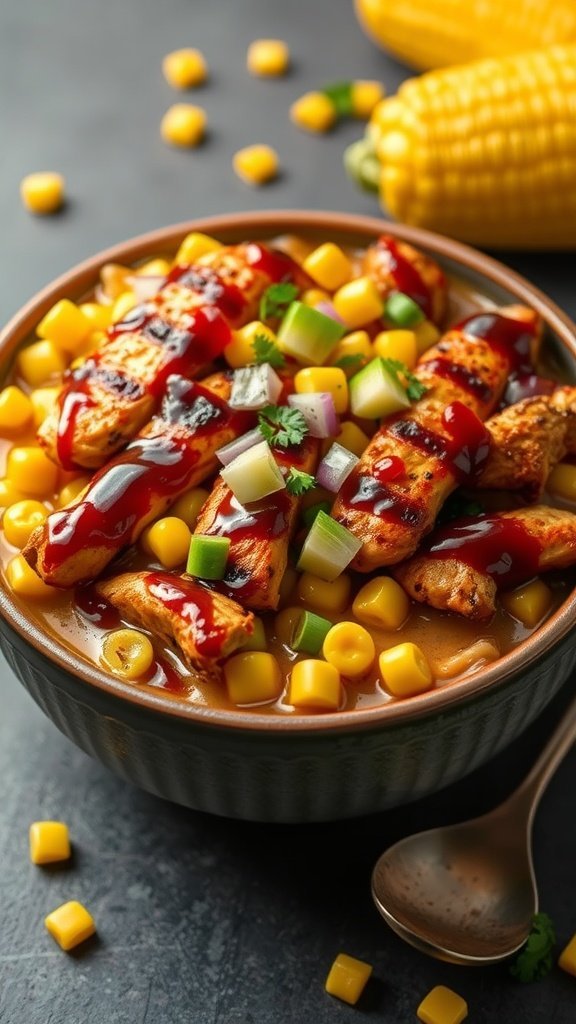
363;234;447;326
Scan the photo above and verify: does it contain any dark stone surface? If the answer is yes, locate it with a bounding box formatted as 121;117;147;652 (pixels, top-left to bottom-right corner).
1;1;575;1021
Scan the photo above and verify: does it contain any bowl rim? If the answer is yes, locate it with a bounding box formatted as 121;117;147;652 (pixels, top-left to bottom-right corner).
1;208;576;734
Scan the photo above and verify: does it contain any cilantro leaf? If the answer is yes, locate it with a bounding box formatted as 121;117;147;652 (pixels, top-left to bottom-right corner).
251;333;286;369
333;353;365;371
286;468;316;496
381;357;428;402
510;913;556;983
322;81;354;117
258;405;309;449
259;283;299;322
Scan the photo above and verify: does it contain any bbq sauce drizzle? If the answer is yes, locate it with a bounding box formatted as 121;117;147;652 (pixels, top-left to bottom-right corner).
143;572;229;659
377;235;437;321
423;515;543;589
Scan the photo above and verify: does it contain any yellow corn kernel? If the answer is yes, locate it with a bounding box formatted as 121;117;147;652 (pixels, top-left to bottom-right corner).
290;91;336;133
20;172;64;215
417;985;468;1024
99;263;130;300
79;302;112;332
30;821;71;865
334;420;371;458
30;387;61;427
161;103;206;148
325;952;373;1005
239;617;267;651
101;628;154;680
37;299;91;355
175;232;222;266
353;576;410;630
289;659;341;710
559;932;576;976
247;38;290;77
302;243;352;291
500;579;553;627
329;331;372;371
111;290;137;324
414;319;441;354
162;48;207;89
169;487;209;529
547;462;576;502
294;367;349;414
58;476;92;508
224;651;283;704
333;277;383;329
0;386;34;434
323;621;375;679
302;288;331;307
351;80;385;120
45;901;96;952
7;447;58;497
0;479;26;509
298;572;351;615
3;500;49;548
379;642;433;699
274;606;303;646
6;555;56;599
137;258;171;277
233;144;279;185
141;516;192;569
18;340;67;388
373;329;417;369
224;320;278;368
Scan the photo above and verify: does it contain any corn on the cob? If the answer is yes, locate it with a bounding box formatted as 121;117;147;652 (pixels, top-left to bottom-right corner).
347;46;576;250
354;0;576;71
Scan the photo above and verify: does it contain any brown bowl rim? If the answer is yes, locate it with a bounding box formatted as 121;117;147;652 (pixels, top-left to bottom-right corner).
1;209;576;734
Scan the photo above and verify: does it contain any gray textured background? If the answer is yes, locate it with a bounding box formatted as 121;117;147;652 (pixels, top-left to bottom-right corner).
1;1;576;1022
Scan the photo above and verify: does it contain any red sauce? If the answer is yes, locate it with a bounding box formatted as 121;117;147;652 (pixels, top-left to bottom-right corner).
144;572;227;659
374;455;405;482
339;472;425;528
457;312;535;374
146;657;186;693
166;265;247;323
377;235;434;320
244;242;304;284
75;585;119;629
389;402;490;485
424;515;542;588
419;357;493;405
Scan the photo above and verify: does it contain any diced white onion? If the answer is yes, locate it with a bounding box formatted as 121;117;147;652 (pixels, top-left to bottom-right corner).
297;510;362;581
316;442;359;492
216;428;263;466
220;440;286;504
229;364;283;411
287;392;339;438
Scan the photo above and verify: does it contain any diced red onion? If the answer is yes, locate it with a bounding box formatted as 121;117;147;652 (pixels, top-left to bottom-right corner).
316;442;360;492
229;364;283;411
126;274;166;303
216;427;263;466
504;374;556;406
315;300;345;324
287;392;339;438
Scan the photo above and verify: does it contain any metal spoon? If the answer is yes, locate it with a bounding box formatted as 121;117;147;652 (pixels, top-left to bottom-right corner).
372;693;576;964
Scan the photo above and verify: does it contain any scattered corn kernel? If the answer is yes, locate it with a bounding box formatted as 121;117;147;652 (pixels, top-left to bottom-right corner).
175;232;222;265
323;621;375;679
111;291;137;324
329;331;372;373
294;367;349;414
58;476;92;508
247;38;289;77
37;300;91;355
45;901;96;952
379;642;433;699
559;932;576;976
102;628;154;680
289;659;341;710
373;329;417;369
0;479;26;509
417;985;468;1024
6;554;56;598
290;91;336;133
298;571;351;615
351;80;385;119
7;446;58;497
325;952;373;1005
224;651;283;704
163;48;207;89
547;462;576;502
30;387;61;427
79;302;112;332
161;103;206;148
353;576;410;630
334;420;370;458
18;340;67;388
302;288;331;307
239;617;267;651
333;277;383;329
20;172;64;215
100;263;130;301
500;579;553;628
169;487;209;529
225;320;278;368
414;319;441;354
30;821;71;865
137;258;171;277
233;144;279;186
141;516;192;569
3;500;48;548
303;243;352;291
0;386;33;434
274;606;303;646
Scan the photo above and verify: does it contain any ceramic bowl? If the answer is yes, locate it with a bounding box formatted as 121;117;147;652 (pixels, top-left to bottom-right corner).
1;211;576;822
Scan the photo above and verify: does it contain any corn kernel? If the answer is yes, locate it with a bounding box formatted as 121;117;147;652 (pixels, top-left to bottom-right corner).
559;933;576;976
224;651;283;704
274;606;303;646
3;500;48;548
0;478;26;509
6;554;56;599
57;476;92;508
100;263;130;300
353;576;410;630
239;617;267;651
373;329;417;369
302;288;331;307
0;386;33;434
247;38;290;77
325;952;373;1005
547;462;576;502
30;387;61;427
141;516;192;569
30;821;71;865
500;579;553;627
290;92;336;133
333;277;383;329
7;447;58;497
175;232;222;266
169;487;209;528
323;621;375;679
298;571;351;615
329;331;372;374
294;367;348;414
79;302;112;332
45;901;96;952
111;291;137;324
20;172;64;215
303;243;352;291
414;319;441;354
417;985;468;1024
136;258;171;277
101;628;154;680
351;80;385;120
233;144;279;186
334;420;370;458
289;659;341;710
161;104;206;148
163;48;207;89
18;340;67;388
37;300;91;355
224;320;277;368
379;642;433;699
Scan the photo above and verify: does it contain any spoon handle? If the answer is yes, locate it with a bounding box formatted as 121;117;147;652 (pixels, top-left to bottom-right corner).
509;691;576;826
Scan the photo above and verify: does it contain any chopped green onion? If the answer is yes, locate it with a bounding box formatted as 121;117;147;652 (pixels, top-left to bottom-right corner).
349;357;411;419
277;301;345;366
385;291;426;328
238;616;267;651
291;610;333;655
187;535;231;580
220;440;285;504
302;500;331;529
297;510;362;581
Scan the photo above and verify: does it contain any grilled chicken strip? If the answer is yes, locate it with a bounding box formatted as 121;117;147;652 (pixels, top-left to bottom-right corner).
363;234;447;326
394;506;576;620
332;305;541;571
193;436;319;611
97;571;254;680
39;243;308;470
24;372;252;588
